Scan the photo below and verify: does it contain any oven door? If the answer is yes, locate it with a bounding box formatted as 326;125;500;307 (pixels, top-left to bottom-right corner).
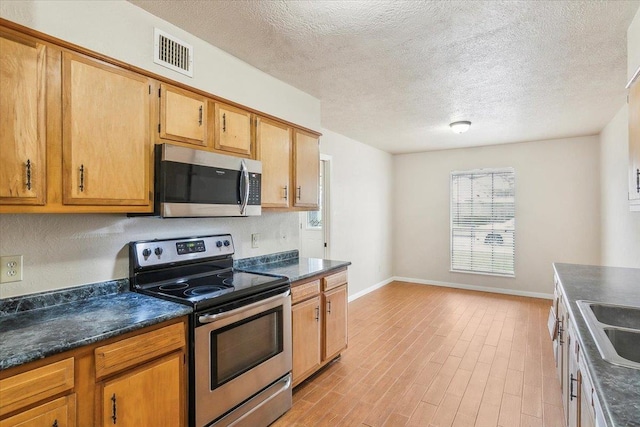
156;144;261;217
194;289;292;427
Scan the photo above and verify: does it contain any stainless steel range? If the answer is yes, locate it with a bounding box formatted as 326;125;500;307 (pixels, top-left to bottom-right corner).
129;234;292;427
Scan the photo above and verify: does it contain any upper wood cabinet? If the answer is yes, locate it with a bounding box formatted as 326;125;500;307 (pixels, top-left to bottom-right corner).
256;116;292;208
629;76;640;211
61;52;152;206
0;31;46;205
158;84;207;147
293;129;320;209
213;102;253;158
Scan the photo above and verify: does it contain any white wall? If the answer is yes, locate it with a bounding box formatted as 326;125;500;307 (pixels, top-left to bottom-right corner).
320;129;394;298
628;6;640;82
0;213;299;298
393;137;602;297
600;106;640;267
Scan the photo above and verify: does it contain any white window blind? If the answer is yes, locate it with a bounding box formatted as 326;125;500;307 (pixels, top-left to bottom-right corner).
451;168;515;277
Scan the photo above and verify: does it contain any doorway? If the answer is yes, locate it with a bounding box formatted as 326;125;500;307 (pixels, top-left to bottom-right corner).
299;155;330;259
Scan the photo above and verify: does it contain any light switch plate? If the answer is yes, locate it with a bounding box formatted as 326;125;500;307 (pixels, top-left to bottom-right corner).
251;233;260;248
0;255;23;283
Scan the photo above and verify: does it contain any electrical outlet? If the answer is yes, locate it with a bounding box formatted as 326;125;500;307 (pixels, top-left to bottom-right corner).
251;233;260;248
1;255;23;283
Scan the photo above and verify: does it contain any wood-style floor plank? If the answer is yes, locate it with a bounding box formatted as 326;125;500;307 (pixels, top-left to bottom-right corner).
271;281;564;427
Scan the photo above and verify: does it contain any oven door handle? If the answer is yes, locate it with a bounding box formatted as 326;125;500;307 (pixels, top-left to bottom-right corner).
198;289;291;324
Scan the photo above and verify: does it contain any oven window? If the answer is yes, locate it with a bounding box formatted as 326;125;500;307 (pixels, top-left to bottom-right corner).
211;307;283;388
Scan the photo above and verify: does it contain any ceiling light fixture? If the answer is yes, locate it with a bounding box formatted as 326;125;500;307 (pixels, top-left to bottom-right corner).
450;121;471;134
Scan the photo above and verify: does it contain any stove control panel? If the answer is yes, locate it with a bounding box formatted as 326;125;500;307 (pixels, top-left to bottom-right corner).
131;234;235;268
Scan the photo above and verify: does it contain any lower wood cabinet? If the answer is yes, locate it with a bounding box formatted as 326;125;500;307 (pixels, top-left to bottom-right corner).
0;317;187;427
0;395;76;427
291;268;348;387
99;354;182;427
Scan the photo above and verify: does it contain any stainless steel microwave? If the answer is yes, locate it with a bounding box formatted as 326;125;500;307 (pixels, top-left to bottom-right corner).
152;144;261;217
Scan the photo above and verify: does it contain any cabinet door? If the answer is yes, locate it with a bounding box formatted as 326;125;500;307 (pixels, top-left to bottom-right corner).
291;296;321;385
256;117;291;208
629;77;640;207
293;129;319;208
214;103;252;157
159;84;207;147
323;285;348;360
61;52;151;206
0;394;76;427
100;353;183;427
0;32;46;205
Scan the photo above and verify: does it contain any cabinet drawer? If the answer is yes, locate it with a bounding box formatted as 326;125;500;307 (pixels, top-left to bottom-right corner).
94;323;185;379
291;280;320;304
323;270;348;291
0;358;74;416
0;394;76;427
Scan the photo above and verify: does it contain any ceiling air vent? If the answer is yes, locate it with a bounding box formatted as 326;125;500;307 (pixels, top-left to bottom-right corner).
154;28;193;77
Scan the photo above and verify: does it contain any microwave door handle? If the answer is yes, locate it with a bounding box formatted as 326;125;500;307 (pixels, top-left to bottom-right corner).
240;159;249;215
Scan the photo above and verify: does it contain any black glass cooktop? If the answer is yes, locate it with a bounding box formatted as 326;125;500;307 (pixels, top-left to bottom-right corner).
139;270;287;309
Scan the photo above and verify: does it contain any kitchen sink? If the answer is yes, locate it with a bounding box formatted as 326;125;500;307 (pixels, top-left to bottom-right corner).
588;303;640;330
603;329;640;364
577;300;640;370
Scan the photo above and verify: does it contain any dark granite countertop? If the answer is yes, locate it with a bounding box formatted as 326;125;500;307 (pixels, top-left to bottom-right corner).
553;263;640;427
235;250;351;283
0;281;192;371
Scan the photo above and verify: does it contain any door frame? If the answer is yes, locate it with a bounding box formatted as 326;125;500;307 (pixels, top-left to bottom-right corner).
298;154;331;259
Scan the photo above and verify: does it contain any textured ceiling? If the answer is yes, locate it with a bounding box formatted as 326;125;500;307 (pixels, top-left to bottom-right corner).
129;0;639;154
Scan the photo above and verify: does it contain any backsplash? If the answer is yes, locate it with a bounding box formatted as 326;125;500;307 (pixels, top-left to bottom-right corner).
0;279;128;316
0;212;299;299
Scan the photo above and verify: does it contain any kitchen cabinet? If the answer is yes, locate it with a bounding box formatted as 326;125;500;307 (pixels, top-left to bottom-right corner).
213;102;253;158
256;116;292;208
291;290;322;383
293;129;320;209
290;268;348;387
550;276;603;427
629;74;640;211
0;30;46;206
0;395;76;427
0;318;187;427
61;52;152;206
0;358;75;426
99;354;182;427
158;83;207;148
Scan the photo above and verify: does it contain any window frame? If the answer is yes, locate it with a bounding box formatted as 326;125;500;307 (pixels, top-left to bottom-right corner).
449;167;516;278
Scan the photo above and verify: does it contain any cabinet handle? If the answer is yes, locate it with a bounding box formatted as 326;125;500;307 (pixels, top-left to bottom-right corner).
558;324;564;345
222;113;226;132
315;306;320;322
198;105;203;126
52;420;58;427
327;300;332;314
636;168;639;193
570;373;578;401
297;186;301;200
111;393;117;424
25;159;32;190
79;164;85;192
283;185;288;200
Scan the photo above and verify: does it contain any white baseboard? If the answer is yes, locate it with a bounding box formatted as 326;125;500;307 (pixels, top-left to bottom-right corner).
392;276;553;300
348;277;394;302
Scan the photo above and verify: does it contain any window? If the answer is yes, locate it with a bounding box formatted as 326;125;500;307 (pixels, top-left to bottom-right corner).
450;168;515;277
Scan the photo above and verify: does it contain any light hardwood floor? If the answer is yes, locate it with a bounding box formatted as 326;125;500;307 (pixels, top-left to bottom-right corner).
272;281;565;427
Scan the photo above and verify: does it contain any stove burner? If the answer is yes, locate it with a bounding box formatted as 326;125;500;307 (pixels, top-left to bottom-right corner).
184;285;229;297
223;278;234;286
159;283;189;291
